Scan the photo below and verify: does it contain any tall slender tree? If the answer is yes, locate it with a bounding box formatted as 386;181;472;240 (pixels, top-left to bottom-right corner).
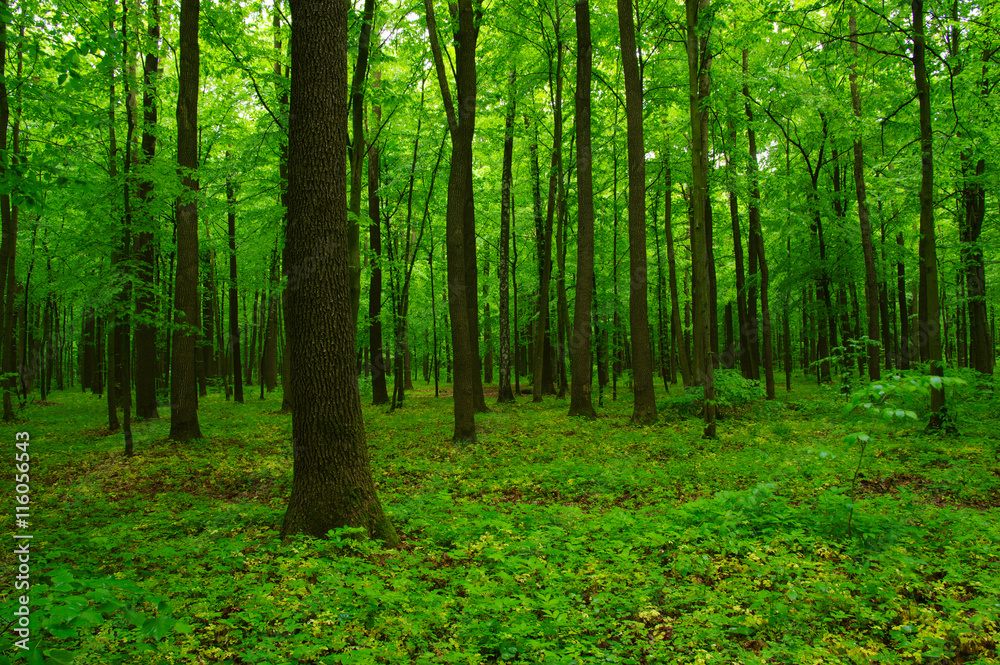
497;70;517;404
912;0;946;429
569;0;596;418
424;0;482;441
169;0;202;440
617;0;656;425
686;0;715;437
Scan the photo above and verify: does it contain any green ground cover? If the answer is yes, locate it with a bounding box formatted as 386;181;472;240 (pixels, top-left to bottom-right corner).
1;371;999;664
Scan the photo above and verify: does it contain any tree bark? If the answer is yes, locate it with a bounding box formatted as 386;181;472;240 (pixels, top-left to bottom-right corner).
617;0;657;424
848;12;881;381
348;0;377;328
134;0;160;419
912;0;946;428
368;86;389;405
497;71;516;404
424;0;481;441
227;169;243;403
568;0;596;418
686;0;714;437
743;49;774;398
169;0;202;440
281;0;397;545
533;29;564;405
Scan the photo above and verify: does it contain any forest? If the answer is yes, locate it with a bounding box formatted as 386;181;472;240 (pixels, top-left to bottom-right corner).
1;0;999;662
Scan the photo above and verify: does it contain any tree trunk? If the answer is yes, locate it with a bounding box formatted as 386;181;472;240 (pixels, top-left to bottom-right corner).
169;0;202;440
424;0;481;441
533;32;565;405
497;71;516;404
568;0;596;418
227;171;244;403
348;0;377;328
368;91;389;405
664;150;691;388
686;0;714;436
743;49;774;398
912;0;946;428
134;0;160;419
618;0;656;424
281;0;397;545
846;13;882;381
897;232;910;369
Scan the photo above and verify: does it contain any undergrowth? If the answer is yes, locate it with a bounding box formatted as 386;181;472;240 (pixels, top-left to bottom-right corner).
1;372;998;664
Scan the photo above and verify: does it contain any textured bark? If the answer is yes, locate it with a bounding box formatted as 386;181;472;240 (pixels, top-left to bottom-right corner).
348;0;377;328
743;50;774;398
897;232;910;369
686;0;714;437
568;0;596;418
726;138;753;378
619;0;656;425
280;0;397;545
169;0;202;440
497;71;516;404
368;93;389;405
424;0;480;441
134;0;160;419
533;30;564;405
961;155;991;374
0;0;14;420
227;173;243;403
664;151;691;388
261;253;280;392
912;0;946;428
848;13;881;381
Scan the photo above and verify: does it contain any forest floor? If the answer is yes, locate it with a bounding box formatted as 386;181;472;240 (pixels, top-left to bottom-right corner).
1;369;999;664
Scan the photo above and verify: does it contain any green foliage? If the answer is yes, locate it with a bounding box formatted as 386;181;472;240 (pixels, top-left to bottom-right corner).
659;369;765;417
1;381;999;664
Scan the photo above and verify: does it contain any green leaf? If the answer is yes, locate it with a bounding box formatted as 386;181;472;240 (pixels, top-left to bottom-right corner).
45;649;75;665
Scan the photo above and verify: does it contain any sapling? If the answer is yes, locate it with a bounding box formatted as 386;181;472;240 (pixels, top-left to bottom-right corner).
841;372;965;538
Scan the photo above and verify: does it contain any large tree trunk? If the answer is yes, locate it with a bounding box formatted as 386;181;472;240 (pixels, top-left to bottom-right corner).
912;0;946;428
424;0;480;441
568;0;596;418
280;0;397;545
497;71;516;404
169;0;202;440
134;0;160;419
686;0;714;437
618;0;656;425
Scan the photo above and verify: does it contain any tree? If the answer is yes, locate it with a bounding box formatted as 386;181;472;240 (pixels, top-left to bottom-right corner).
424;0;482;442
848;10;881;382
497;70;516;404
169;0;202;441
134;0;161;419
617;0;656;425
686;0;715;437
280;0;397;545
912;0;946;430
568;0;596;418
